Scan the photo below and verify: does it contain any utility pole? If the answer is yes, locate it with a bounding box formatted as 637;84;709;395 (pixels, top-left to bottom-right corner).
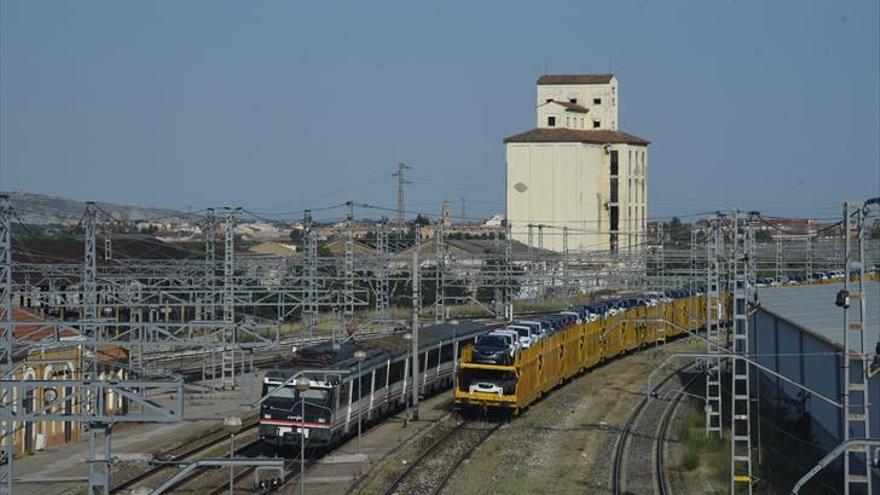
527;224;534;258
410;225;421;421
493;229;504;318
562;226;569;293
393;162;412;234
505;221;514;321
774;237;781;283
806;231;813;285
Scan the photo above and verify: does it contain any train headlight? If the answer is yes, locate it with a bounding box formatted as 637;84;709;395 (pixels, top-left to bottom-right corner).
317;418;327;423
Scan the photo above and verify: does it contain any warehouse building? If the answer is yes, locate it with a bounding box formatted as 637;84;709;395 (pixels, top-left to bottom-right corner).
505;74;649;252
751;281;880;492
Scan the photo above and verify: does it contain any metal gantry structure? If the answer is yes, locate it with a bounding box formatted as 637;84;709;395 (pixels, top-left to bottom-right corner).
0;195;878;494
0;197;187;495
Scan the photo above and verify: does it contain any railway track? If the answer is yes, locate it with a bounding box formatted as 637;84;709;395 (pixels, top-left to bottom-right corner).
380;418;501;495
109;415;259;494
611;363;699;495
655;370;698;495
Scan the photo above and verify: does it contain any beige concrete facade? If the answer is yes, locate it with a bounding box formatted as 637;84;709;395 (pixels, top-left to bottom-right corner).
536;76;618;130
505;75;648;252
506;142;647;252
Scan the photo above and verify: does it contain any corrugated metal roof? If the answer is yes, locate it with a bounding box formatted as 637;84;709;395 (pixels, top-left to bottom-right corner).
759;281;880;351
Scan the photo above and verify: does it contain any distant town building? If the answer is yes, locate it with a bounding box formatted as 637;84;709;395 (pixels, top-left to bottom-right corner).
505;74;649;252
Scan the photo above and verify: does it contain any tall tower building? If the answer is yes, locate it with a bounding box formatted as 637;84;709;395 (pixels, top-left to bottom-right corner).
505;74;649;252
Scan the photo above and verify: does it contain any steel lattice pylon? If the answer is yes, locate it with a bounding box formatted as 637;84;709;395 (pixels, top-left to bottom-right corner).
842;201;872;495
203;208;216;320
705;213;723;438
730;211;754;494
300;209;319;340
375;221;390;322
0;196;14;495
434;218;446;324
343;202;355;330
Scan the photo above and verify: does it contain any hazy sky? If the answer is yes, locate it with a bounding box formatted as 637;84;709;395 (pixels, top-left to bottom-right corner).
1;1;878;222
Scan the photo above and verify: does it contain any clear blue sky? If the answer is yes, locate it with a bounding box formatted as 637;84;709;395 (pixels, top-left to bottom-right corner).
1;0;878;221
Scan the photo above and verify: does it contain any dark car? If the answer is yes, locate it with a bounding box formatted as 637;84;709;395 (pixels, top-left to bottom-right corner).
472;334;513;365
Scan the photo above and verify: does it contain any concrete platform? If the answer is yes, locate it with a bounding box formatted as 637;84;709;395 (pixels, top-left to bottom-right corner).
11;372;264;495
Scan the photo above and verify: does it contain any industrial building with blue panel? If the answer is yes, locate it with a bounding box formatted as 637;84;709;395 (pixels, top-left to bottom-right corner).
751;281;880;494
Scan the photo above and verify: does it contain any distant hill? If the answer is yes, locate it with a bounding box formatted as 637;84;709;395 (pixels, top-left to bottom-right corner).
3;191;186;225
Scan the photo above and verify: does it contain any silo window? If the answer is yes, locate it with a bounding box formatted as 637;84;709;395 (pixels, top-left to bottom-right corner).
548;117;556;127
593;120;601;128
593;98;601;104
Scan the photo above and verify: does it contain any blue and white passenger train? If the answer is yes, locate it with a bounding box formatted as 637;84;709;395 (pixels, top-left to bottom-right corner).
259;321;489;448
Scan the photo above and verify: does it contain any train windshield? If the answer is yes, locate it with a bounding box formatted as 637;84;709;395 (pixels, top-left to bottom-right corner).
298;388;329;403
263;384;297;400
262;384;330;407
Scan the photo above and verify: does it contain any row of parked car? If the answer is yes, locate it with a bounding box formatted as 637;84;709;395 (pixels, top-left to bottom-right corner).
471;314;575;366
757;267;880;287
471;289;699;366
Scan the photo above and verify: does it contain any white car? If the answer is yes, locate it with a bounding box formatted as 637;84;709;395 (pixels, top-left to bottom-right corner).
507;325;536;348
469;381;503;395
517;320;549;340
